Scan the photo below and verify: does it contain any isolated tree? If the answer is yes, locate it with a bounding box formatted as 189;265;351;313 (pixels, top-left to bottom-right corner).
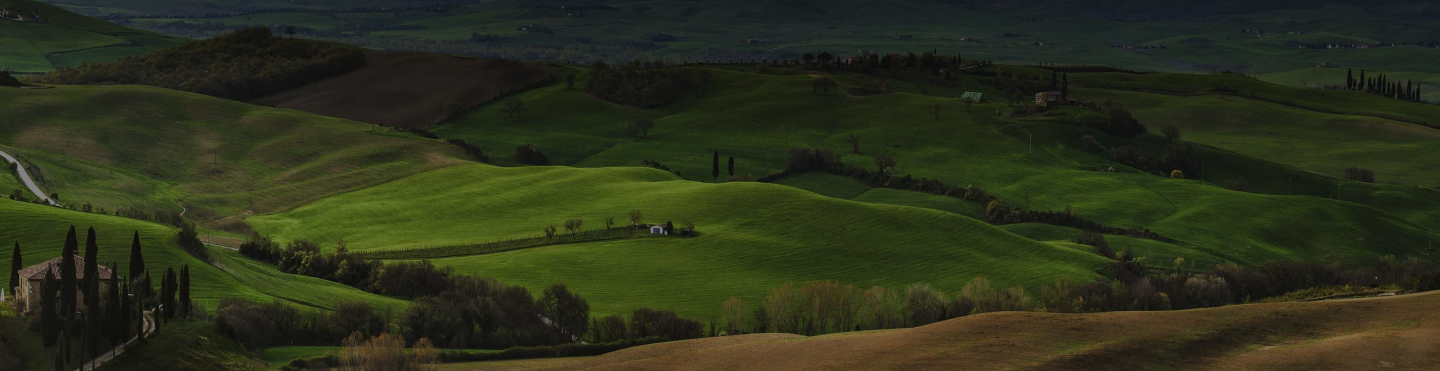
564;218;583;236
9;242;18;295
127;232;144;280
605;217;615;229
818;52;833;68
631;117;656;138
802;53;814;66
811;76;837;94
711;151;720;181
498;97;526;121
874;155;897;175
727;156;735;177
846;133;861;154
565;73;576;89
544;224;558;240
722;298;748;335
60;226;77;320
629;210;643;226
1161;126;1182;143
1051;69;1058;91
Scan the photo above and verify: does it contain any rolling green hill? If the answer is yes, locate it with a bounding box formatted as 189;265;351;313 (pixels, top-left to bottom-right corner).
249;163;1112;317
0;199;405;313
0;84;467;233
0;0;181;74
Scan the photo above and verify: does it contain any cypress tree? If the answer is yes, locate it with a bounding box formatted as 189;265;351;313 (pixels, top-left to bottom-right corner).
60;226;77;320
1347;69;1354;90
727;156;735;177
179;265;190;318
162;268;176;321
107;262;121;345
1051;70;1058;91
127;232;143;280
711;151;720;181
1062;73;1070;99
9;242;19;296
42;269;59;348
1359;70;1367;91
83;228;98;311
119;277;130;341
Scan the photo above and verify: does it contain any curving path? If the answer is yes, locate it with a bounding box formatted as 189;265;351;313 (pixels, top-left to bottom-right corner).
0;148;56;206
75;311;155;371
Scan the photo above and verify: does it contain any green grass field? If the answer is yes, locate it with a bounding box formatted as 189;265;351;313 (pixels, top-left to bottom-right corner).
0;84;467;232
0;199;404;313
0;0;181;73
249;163;1112;317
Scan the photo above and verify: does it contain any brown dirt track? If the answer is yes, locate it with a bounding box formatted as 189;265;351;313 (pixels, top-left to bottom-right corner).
454;292;1440;371
252;51;556;128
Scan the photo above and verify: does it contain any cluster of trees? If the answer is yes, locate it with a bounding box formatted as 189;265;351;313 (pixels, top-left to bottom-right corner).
513;144;551;165
1106;143;1196;178
723;246;1440;337
0;70;21;87
26;227;186;371
1344;167;1376;183
239;238;442;296
588;308;703;343
585;60;711;108
719;278;1033;336
1076;101;1148;138
35;27;366;101
1346;69;1424;102
213;299;389;351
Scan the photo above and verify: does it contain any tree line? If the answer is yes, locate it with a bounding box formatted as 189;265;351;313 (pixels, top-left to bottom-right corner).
718;234;1440;337
230;236;706;351
585;60;711;108
34;27;365;102
1346;69;1425;103
767;147;1172;241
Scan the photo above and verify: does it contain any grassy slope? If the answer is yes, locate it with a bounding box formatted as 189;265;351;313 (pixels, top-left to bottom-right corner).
0;85;467;231
0;199;404;313
472;292;1440;371
248;163;1111;317
0;0;181;73
1073;87;1440;186
428;66;1434;265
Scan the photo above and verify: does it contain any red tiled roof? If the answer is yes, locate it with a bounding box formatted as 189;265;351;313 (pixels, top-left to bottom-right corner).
18;255;116;281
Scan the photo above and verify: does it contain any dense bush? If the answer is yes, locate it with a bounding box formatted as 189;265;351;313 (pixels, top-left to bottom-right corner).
36;27;365;101
513;144;551;165
1344;167;1376;183
1082;101;1148;137
1109;143;1196;177
1072;231;1115;259
0;70;21;87
586;60;710;108
445;139;488;162
175;222;209;260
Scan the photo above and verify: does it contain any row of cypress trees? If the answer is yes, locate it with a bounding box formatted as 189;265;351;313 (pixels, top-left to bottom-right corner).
1346;69;1424;102
11;226;192;370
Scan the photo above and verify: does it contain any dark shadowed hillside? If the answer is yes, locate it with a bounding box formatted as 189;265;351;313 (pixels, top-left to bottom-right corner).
252;51;557;128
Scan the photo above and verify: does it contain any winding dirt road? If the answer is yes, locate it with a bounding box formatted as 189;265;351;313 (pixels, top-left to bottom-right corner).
0;148;56;206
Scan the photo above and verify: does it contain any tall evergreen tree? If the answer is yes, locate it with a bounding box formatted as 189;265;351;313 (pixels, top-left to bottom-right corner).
107;262;121;345
119;277;130;341
127;232;144;280
1051;70;1058;91
727;157;735;177
1062;73;1070;99
83;228;99;311
9;242;19;296
1359;70;1367;91
1347;69;1354;90
162;268;176;321
711;151;720;181
42;269;59;348
60;226;77;320
179;265;190;318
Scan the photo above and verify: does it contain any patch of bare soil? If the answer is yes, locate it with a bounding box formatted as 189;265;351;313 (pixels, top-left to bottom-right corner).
497;292;1440;371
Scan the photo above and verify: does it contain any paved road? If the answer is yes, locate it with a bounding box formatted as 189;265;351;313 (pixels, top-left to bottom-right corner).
0;148;56;206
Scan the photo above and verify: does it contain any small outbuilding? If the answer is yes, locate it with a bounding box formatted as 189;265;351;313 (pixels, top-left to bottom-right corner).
649;225;668;235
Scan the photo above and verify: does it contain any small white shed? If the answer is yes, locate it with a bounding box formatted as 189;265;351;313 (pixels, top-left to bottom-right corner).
650;225;668;235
